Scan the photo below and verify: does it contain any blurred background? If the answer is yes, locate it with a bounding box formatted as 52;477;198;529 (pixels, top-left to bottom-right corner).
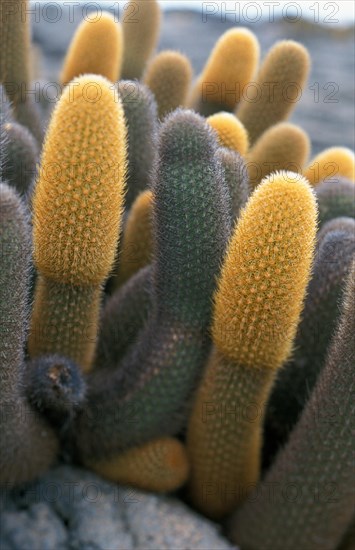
30;0;355;154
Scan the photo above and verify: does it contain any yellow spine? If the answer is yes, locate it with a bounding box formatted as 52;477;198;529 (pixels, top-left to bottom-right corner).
213;172;317;365
121;0;161;80
304;147;355;186
144;50;193;119
247;122;310;188
187;171;317;518
29;75;127;371
89;438;190;493
60;13;123;85
207;112;249;156
191;28;259;111
237;41;310;145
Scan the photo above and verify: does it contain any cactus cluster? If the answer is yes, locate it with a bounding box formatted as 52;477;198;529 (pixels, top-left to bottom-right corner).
230;263;355;550
1;1;354;548
187;172;317;519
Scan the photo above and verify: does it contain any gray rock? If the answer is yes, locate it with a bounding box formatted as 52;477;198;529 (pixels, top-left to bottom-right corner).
0;502;67;550
122;489;236;550
0;465;236;550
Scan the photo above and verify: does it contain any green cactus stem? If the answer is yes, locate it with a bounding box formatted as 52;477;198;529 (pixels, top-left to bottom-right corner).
0;182;58;486
115;81;158;210
1;120;38;198
95;266;153;369
316;177;355;226
264;216;355;466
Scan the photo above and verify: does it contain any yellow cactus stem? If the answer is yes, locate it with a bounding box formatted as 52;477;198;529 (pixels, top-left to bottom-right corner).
121;0;161;80
190;28;259;112
187;171;317;519
213;171;317;365
29;75;127;371
247;122;310;188
237;41;310;146
113;190;154;288
207;112;249;156
304;147;355;186
33;74;126;284
143;50;193;119
60;13;123;86
89;438;190;493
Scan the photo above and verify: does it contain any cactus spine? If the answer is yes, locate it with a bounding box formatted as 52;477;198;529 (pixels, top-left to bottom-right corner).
304;147;355;186
121;0;161;80
1;120;38;198
207;113;249;156
60;13;123;86
0;183;58;486
237;41;310;146
264;216;355;463
187;172;317;519
316;177;355;227
30;280;102;371
230;263;355;550
1;88;11;183
89;438;190;493
115;81;158;210
29;75;127;372
144;50;193;119
247;122;310;188
115;190;154;287
72;110;230;461
191;28;259;116
95;266;152;369
0;84;14;127
215;147;250;224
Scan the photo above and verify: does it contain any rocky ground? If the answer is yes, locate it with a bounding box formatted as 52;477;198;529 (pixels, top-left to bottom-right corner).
0;465;236;550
